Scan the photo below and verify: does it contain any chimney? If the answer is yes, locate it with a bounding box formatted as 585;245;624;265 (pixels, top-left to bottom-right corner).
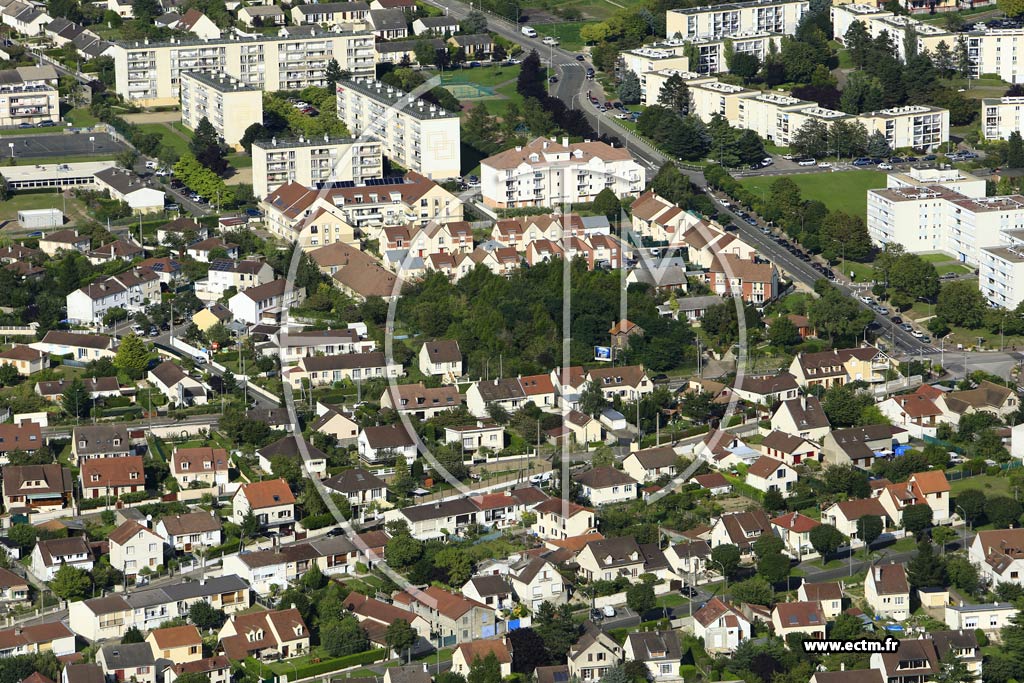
562;137;569;147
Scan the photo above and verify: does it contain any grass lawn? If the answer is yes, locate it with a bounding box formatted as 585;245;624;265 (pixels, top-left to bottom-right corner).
227;153;253;169
943;75;1009;100
951;474;1010;497
534;23;585;51
521;0;644;21
887;536;918;553
441;64;521;87
65;108;99;128
936;264;973;275
137;122;190;158
738;170;886;220
836;48;853;69
6;153;115;166
919;253;953;263
656;593;689;608
0;191;85;221
842;260;876;284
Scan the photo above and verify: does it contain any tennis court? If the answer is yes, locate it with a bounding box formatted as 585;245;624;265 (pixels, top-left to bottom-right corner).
441;78;496;99
0;132;126;160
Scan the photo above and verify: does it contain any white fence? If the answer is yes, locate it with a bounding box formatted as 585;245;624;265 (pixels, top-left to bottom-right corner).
170;336;209;360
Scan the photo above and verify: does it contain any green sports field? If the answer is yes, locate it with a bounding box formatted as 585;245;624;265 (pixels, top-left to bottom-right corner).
738;170;887;220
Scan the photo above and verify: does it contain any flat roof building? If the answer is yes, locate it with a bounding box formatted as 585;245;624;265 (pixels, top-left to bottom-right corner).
251;135;383;198
180;70;263;150
335;78;461;180
666;0;809;41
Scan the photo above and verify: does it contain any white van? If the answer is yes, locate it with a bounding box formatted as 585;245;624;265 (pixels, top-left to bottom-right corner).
521;26;537;37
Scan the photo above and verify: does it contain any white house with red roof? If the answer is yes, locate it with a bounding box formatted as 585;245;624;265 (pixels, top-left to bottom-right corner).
878;388;944;438
531;498;596;540
771;601;826;639
692;597;751;653
771;512;820;559
877;471;952;525
744;456;797;498
232;479;295;534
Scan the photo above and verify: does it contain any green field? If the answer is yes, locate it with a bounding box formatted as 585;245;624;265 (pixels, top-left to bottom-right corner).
951;474;1010;497
137;122;190;158
521;0;642;21
0;191;85;221
534;23;585;51
739;170;886;220
0;126;67;137
227;153;253;169
64;108;98;128
443;64;521;87
936;264;973;275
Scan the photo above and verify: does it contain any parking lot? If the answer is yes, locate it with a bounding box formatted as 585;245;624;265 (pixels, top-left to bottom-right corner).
0;132;126;159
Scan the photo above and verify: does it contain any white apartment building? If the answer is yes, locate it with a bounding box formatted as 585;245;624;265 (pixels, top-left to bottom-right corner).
692;33;784;74
66;270;161;325
252;135;383;198
479;136;644;209
0;68;58;126
982;96;1024;140
621;43;690;102
335;78;461;180
980;230;1024;309
886;166;988;197
642;69;717;107
833;5;1024;84
858;105;948;151
867;185;1024;266
109;26;374;106
180;71;262;149
666;0;808;41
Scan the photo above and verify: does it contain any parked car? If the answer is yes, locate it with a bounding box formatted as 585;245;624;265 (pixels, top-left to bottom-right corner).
603;605;616;618
680;586;698;597
590;608;604;621
576;54;586;61
891;316;903;324
853;157;873;166
145;161;158;169
797;158;816;166
817;161;832;168
878;162;893;170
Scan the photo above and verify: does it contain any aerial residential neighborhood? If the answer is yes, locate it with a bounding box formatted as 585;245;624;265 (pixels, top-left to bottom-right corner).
0;0;1024;682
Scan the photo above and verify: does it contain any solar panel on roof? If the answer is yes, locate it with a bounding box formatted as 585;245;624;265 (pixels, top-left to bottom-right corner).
209;259;235;272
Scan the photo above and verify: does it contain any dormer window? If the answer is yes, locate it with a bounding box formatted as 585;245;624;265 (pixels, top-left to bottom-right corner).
91;474;100;482
129;472;139;480
181;461;189;470
113;438;121;446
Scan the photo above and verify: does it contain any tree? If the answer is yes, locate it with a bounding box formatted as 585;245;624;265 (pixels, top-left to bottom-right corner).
593;188;621;221
468;653;503;683
0;364;18;388
954;36;972;77
188;599;227;631
385;619;418;658
956;489;986;525
625;582;656;614
598;667;630;683
49;564;92;601
753;533;784;560
820;211;872;263
618;70;641;104
435;546;473;586
935;279;989;330
506;628;550;674
839;71;885;116
889;253;940;302
460;9;488;33
866;130;892;157
809;524;845;560
936;644;977;683
580;379;607;416
856;515;884;548
131;0;160;21
534;602;578;659
122;626;144;643
1009;131;1024;169
946;555;980;595
907;538;948;588
822;383;874;428
757;553;791;584
657;73;691;115
189;117;228;175
385;534;422;567
768;316;801;347
117;148;138;170
6;524;35;552
987;496;1023;529
711;543;741;579
240;509;259;539
325;58;343;88
729;577;773;606
1000;0;1024;18
391;455;415;499
902;503;934;537
322;617;369;657
0;173;8;202
114;333;150;380
729;52;761;82
790;119;830;159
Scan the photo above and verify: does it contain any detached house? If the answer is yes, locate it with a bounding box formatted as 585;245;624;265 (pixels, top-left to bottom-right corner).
343;591;431;644
877;471;952;526
461;575;513;611
969;528;1024;585
770;512;820;559
878;390;944;438
218;608;310;661
380;383;463;420
170;446;229;490
71;424;130;464
0;345;47;376
97;643;156;683
573;467;637;506
770;396;830;442
1;463;72;513
938;380;1019;424
822;425;902;470
155;511;223;553
822;498;889;538
568;625;623;681
744;456;796;498
576;536;667;583
31;536;93;580
418;340;463;383
148;360;208;407
232;479;296;535
227;280;306;325
256;435;328;480
760;431;821;466
730;372;799;406
323;468;388;523
799;582;844;620
624;631;682;681
145;625;203;664
357;424;417;464
771;601;826;640
665;539;711;580
622;447;678;483
586;365;652;401
709;510;772;557
80;455;145;500
452;641;512;678
509;556;568;608
393;585;496;645
531;498;596;540
108;520;163;579
864;563;911;620
693;598;751;653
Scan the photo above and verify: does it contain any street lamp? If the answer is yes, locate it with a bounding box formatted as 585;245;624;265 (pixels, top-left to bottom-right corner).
707;557;728;592
7;143;12;159
89;136;95;154
956;504;970;552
